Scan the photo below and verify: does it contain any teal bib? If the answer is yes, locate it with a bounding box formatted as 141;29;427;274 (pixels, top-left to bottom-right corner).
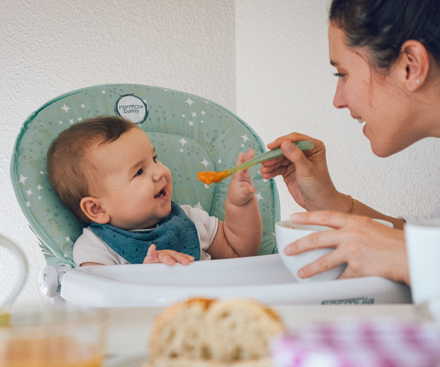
89;201;201;263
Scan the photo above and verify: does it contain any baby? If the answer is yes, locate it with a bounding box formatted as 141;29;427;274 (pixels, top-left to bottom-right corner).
47;116;262;267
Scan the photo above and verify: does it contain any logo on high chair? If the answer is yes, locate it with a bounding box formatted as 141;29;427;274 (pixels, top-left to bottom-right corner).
115;94;149;125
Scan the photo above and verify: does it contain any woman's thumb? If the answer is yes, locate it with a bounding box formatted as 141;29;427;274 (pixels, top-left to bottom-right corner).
281;141;304;163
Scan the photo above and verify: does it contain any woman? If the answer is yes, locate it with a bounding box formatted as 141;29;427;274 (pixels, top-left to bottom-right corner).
261;0;440;285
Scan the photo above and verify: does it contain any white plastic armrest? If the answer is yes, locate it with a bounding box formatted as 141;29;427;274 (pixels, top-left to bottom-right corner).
39;264;71;298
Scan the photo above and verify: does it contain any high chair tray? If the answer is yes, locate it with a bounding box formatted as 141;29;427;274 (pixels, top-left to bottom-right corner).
60;254;411;307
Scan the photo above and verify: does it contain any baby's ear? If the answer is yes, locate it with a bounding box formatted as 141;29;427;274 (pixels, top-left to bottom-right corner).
80;197;110;224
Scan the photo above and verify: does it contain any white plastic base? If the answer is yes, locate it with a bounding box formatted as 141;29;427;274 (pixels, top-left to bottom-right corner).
59;254;412;307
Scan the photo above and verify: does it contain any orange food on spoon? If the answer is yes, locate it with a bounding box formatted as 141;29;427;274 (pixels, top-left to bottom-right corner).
197;170;229;186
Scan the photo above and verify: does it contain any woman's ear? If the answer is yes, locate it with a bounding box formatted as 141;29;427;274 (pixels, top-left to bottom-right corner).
396;40;430;91
80;197;110;224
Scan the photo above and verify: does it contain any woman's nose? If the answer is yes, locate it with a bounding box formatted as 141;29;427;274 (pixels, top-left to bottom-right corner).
333;81;347;109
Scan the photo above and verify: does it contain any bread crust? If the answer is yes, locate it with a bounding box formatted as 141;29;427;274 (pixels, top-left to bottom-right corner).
148;298;284;366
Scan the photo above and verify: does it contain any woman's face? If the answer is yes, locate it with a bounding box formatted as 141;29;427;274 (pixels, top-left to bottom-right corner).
328;23;419;157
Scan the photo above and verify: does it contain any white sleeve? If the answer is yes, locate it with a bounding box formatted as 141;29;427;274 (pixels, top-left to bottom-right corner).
400;203;440;224
180;205;218;261
73;228;130;266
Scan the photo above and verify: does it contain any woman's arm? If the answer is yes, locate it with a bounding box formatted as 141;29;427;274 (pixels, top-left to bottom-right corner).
260;132;404;228
260;132;408;284
286;210;409;284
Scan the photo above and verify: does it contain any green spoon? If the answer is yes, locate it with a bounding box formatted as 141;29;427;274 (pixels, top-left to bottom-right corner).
198;140;314;185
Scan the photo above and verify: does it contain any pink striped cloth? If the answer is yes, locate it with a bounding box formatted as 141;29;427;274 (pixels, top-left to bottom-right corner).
271;320;440;367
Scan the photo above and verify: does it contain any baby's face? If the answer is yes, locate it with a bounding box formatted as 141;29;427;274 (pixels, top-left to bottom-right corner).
88;127;173;229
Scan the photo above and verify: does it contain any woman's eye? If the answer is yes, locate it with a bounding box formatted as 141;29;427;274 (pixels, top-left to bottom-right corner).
153;155;158;163
333;72;346;78
134;168;143;177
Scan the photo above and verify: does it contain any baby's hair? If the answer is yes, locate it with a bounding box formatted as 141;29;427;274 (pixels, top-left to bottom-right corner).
47;115;138;223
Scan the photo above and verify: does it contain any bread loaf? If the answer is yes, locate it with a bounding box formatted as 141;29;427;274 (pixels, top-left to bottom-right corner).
147;298;285;366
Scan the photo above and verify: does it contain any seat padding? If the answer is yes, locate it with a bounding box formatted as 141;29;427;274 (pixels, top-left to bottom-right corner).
11;84;280;266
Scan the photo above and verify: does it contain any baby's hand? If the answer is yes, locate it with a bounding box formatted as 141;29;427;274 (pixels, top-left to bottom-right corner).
143;244;194;266
228;149;257;207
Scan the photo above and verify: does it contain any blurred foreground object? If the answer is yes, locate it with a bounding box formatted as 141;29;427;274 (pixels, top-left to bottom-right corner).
271;319;440;367
147;298;285;366
0;307;106;367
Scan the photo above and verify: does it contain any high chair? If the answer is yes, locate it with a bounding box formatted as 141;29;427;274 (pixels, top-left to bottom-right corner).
11;84;412;307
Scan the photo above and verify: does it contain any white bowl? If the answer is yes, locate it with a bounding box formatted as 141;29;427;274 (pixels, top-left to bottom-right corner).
275;219;393;283
275;220;345;282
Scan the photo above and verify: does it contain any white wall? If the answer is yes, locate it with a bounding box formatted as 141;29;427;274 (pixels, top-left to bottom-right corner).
0;0;235;307
236;0;440;220
3;0;440;308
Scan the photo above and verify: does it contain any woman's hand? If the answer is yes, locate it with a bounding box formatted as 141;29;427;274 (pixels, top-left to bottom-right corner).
260;132;348;212
285;211;409;284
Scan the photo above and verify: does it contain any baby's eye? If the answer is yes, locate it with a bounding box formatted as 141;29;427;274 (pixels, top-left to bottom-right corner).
153;155;158;163
134;168;143;177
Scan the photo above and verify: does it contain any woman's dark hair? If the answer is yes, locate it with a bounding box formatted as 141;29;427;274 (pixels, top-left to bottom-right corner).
329;0;440;72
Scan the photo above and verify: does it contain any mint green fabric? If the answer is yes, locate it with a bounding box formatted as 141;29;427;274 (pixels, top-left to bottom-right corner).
11;84;280;267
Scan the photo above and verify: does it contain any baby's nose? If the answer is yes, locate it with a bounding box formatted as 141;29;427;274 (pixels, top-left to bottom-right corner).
152;164;166;180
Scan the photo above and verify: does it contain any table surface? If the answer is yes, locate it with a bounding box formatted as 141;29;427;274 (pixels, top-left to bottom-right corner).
104;303;432;360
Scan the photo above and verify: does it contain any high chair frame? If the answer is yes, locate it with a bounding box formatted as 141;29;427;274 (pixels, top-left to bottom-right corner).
11;84;411;307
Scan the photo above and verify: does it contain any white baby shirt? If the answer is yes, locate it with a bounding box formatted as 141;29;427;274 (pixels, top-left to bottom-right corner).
73;205;218;266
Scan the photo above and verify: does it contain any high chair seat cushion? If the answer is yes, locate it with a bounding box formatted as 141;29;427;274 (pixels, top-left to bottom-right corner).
11;84;280;266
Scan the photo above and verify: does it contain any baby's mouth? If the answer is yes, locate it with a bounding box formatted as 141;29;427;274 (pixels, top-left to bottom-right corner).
155;189;166;198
